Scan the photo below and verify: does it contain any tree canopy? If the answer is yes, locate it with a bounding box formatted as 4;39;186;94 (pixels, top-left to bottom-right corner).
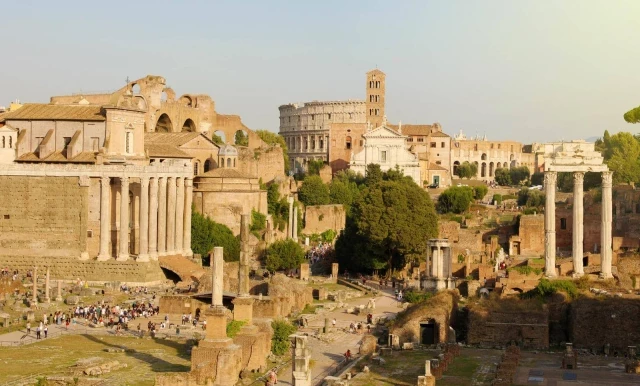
307;159;325;176
265;239;305;272
234;130;249;147
494;168;511;186
191;210;240;263
456;162;478;179
335;169;438;273
624;106;640;124
298;175;330;206
436;186;474;214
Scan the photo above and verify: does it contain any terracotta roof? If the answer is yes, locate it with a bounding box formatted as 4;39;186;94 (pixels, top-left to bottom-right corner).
144;132;216;147
199;168;254;179
428;162;448;171
145;143;192;159
388;124;433;136
15;151;97;163
430;131;450;138
1;104;105;121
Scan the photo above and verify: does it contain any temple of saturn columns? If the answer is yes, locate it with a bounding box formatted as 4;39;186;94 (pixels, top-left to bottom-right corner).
542;140;612;278
422;239;456;291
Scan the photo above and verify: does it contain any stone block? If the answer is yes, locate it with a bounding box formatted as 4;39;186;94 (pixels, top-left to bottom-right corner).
359;335;377;355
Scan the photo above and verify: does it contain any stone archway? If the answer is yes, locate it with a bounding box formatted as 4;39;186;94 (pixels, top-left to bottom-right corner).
156;114;173;133
182;118;196;132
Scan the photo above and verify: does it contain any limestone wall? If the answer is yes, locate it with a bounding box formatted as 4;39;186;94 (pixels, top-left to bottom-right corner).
390;291;457;345
438;221;460;242
0;176;87;258
303;205;346;235
194;190;268;235
237;145;286;183
518;215;544;255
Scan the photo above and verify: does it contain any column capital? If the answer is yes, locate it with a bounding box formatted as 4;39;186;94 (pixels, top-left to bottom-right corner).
602;171;613;187
101;176;110;185
544;171;557;184
185;178;193;187
572;171;584;183
140;176;150;187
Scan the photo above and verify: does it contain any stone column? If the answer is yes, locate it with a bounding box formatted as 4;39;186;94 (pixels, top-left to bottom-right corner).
572;172;584;277
97;176;111;261
117;176;130;261
55;280;62;302
175;177;185;255
291;335;312;386
138;177;150;262
212;247;224;306
288;196;294;239
45;267;50;303
600;171;613;279
149;177;159;260
544;171;557;277
238;214;251;297
32;266;37;305
183;178;193;257
158;177;167;256
166;176;177;255
293;206;298;241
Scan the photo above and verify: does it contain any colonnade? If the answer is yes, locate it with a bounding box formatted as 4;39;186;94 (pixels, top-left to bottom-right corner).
286;134;330;153
96;175;193;262
544;171;612;278
423;239;454;291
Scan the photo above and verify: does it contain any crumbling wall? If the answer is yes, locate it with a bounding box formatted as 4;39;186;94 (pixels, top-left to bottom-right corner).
438;221;460;242
518;215;544;255
237;146;286;183
303;205;346;235
467;299;549;349
390;291;458;345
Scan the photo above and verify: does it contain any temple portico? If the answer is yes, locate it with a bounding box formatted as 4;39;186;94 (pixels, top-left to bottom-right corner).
542;141;612;278
422;239;456;291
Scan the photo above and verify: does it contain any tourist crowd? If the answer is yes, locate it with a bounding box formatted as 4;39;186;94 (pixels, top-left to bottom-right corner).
306;242;333;264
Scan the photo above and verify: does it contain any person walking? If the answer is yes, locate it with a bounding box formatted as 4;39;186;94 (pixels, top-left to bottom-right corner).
36;326;41;339
265;369;278;385
26;322;31;335
44;326;48;338
332;318;336;328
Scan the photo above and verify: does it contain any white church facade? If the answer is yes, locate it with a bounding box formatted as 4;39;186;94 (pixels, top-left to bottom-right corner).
350;124;421;185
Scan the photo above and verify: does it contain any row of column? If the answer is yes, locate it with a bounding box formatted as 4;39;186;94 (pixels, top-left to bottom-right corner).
544;171;612;278
428;246;452;279
97;175;193;262
287;134;329;153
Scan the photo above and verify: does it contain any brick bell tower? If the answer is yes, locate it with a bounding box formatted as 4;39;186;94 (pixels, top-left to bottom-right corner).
365;69;386;128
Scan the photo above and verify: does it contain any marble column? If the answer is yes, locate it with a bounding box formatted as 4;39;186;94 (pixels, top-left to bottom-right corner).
183;178;193;257
158;177;167;256
175;177;185;255
55;279;63;302
212;247;224;306
238;214;251;297
166;177;177;255
293;206;298;242
600;171;613;279
117;176;130;261
45;267;50;303
97;176;111;261
149;177;159;261
138;177;150;262
572;172;584;277
32;266;37;305
544;171;557;277
287;196;294;239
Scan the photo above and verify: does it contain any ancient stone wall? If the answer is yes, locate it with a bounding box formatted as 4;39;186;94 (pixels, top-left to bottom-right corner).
328;122;366;174
303;205;346;235
390;291;457;345
237;145;286;183
438;221;460;243
518;215;544;255
467;300;549;349
0;176;87;258
159;295;208;316
0;255;165;283
194;190;268;235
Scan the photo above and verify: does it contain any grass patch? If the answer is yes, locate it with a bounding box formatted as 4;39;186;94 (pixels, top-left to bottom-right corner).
507;265;542;276
300;304;317;314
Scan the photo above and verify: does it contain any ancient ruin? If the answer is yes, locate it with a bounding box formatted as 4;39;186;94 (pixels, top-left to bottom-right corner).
422;239;455;291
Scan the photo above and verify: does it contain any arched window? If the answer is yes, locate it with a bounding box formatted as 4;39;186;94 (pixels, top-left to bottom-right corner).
345;136;352;150
125;130;134;154
233;158;236;167
481;162;487;178
453;161;460;175
204;159;212;173
489;162;494;177
481;153;487;161
227;158;231;167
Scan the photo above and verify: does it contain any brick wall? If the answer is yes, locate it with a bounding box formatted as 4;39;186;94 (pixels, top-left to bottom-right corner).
518;215;544;255
303;205;346;234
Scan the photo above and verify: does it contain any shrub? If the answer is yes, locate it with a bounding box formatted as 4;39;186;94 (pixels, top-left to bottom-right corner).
298;175;330;206
191;210;240;262
494;168;511;186
226;320;246;338
403;291;433;304
472;185;488;200
271;319;297;355
266;239;305;272
521;278;578;299
493;194;502;205
321;229;337;243
437;186;474;214
250;209;266;237
507;266;542;276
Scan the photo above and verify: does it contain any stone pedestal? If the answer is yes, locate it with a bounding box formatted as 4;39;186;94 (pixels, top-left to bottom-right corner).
331;263;339;283
232;296;254;324
300;263;310;281
290;334;312;386
233;323;268;372
417;375;436;386
562;343;578;370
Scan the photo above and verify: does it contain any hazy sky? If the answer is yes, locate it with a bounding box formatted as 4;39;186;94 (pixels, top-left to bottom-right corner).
2;0;639;143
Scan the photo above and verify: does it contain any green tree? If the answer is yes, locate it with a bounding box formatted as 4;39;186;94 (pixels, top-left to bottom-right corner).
234;130;249;147
265;239;305;272
365;164;383;185
336;173;438;272
329;177;360;212
605;132;640;184
250;209;266;237
307;159;324;176
255;129;290;174
266;183;289;232
517;188;545;208
472;185;488;200
494;168;512;186
624;106;640;124
191;210;240;263
271;319;297;355
456;162;478;179
298;175;330;206
509;166;531;185
436;186;474;214
211;133;224;145
531;172;544;186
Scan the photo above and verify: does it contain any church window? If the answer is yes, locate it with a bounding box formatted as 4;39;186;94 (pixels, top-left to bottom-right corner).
380;150;387;162
194;162;199;176
1;136;4;148
407;137;413;142
8;136;12;148
345;136;352;150
430;142;436;148
125;131;133;154
441;142;445;148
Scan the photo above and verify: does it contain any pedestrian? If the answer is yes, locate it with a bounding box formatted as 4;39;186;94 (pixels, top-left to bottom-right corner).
44;326;48;338
26;322;31;335
344;349;352;362
36;326;41;339
265;369;278;386
332;318;336;328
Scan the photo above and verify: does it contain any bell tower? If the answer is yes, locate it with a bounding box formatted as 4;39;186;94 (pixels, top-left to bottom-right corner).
365;69;386;128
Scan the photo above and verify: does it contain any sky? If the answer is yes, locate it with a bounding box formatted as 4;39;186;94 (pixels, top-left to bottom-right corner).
1;0;639;143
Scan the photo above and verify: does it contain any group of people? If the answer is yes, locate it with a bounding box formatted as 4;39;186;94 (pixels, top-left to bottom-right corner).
306;242;333;264
26;321;48;339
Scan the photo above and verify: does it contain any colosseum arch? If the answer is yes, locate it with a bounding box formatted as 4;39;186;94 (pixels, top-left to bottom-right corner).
182;118;197;132
178;95;194;107
489;162;494;177
481;162;486;178
213;130;226;145
156;114;173;133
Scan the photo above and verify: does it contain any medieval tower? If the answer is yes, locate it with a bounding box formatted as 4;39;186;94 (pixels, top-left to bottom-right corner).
366;69;386;128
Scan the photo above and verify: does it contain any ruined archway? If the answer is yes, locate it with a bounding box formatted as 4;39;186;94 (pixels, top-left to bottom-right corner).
204;159;213;173
182;118;196;132
156;113;173;133
489;162;494;177
213;130;226;145
234;129;249;147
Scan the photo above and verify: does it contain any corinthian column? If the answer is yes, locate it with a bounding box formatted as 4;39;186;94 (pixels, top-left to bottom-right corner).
572;172;584;277
158;177;167;256
149;177;159;261
175;177;185;255
138;177;150;262
117;176;130;261
183;178;193;257
97;176;111;261
544;171;557;277
600;171;613;279
166;176;177;255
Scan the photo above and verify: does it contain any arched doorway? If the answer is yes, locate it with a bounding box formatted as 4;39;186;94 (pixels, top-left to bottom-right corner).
420;319;438;345
453;161;460;175
204;159;213;173
156;114;173;133
489;162;494;177
182;118;196;132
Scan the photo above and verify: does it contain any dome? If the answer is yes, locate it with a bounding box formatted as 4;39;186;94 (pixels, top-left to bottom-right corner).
218;143;238;156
